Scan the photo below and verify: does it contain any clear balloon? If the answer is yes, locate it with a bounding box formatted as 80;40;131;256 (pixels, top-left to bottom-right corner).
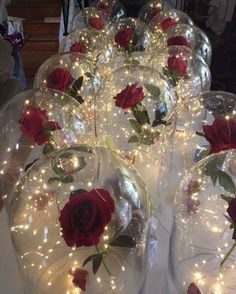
91;0;127;22
95;65;177;203
138;0;163;24
148;45;211;100
72;7;108;32
0;88;94;210
108;17;152;54
10;145;150;294
34;52;101;105
157;23;212;65
59;28;114;66
149;9;194;45
167;150;236;294
157;91;236;205
103;18;152;74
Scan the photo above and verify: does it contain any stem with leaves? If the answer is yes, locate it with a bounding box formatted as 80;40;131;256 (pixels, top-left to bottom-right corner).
95;245;113;277
220;241;236;268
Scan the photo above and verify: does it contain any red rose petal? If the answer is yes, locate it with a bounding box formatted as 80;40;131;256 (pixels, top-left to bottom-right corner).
88;17;104;30
114;83;144;109
114;27;132;49
59;188;115;247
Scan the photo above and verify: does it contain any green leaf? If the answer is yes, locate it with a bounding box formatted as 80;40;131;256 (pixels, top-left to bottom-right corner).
221;194;234;203
140;129;158;145
48;177;61;184
198;147;211;161
61;175;74;183
43;142;55;154
128;135;139;143
132;110;149;125
72;76;83;92
82;253;102;267
109;235;136;248
129;119;142;133
75;95;84;104
70;188;88;198
144;84;161;98
204;154;226;184
84;72;93;78
233;228;236;240
218;170;236;194
24;159;39;172
92;254;103;274
195;131;206;137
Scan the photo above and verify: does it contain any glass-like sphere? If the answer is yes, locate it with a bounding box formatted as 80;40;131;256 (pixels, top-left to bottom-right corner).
148;9;193;44
108;17;152;54
10;145;150;294
148;46;211;100
158;24;212;65
91;0;127;21
167;150;236;294
59;28;114;65
34;52;101;104
0;88;94;210
71;7;108;32
138;0;163;24
157;91;236;205
95;65;177;201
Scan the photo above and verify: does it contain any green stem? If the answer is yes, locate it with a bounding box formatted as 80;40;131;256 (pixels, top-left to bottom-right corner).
132;131;144;164
220;241;236;268
95;245;113;277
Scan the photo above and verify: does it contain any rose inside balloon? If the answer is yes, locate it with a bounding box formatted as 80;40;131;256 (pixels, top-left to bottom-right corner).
113;83;162;163
18;106;61;154
162;55;188;87
45;68;86;104
59;188;137;277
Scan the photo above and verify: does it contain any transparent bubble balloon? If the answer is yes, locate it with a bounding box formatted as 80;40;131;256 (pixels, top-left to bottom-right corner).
10;145;150;294
91;0;127;21
95;65;177;203
148;45;211;100
165;150;236;294
157;91;236;205
108;17;152;54
0;88;94;210
104;18;152;74
72;7;108;32
34;52;101;105
59;28;114;66
148;9;193;44
138;0;163;24
158;24;212;65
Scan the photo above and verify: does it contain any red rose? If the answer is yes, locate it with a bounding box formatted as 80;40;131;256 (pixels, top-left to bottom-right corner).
168;55;187;76
88;17;104;30
69;268;88;291
160;17;177;31
114;28;132;49
59;189;115;247
19;106;61;145
114;83;144;109
203;118;236;153
70;42;86;54
187;283;201;294
167;36;191;47
46;68;73;92
148;7;161;22
227;198;236;224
